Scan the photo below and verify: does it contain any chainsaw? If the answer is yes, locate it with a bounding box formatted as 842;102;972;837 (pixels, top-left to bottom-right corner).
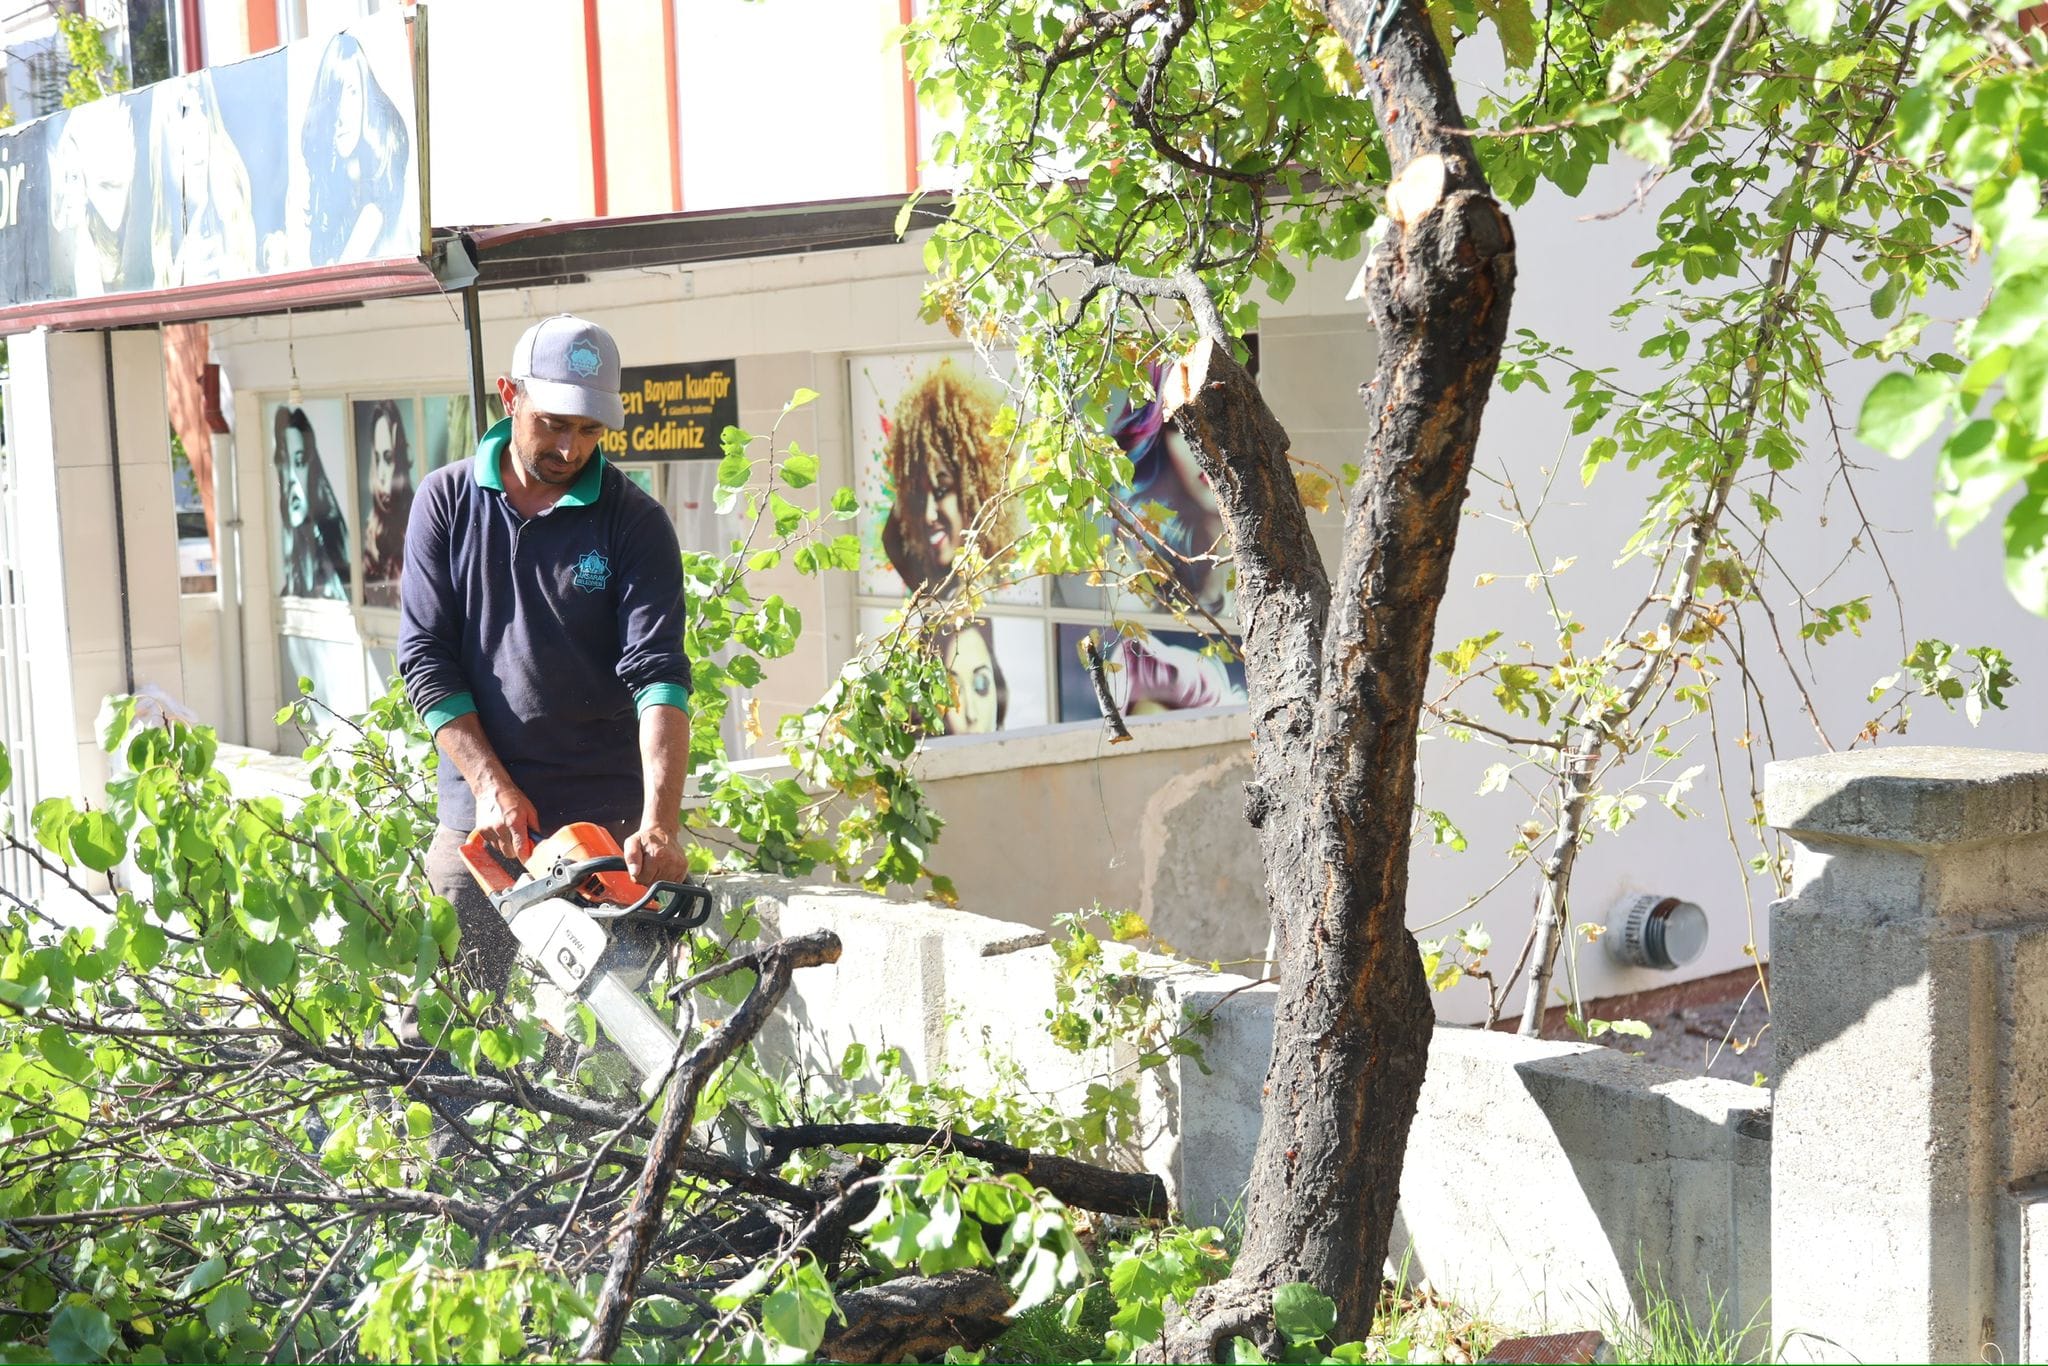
459;822;713;1083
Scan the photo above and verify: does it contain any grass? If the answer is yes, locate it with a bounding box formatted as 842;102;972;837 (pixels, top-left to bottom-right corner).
1602;1269;1768;1365
982;1283;1115;1364
976;1272;1508;1365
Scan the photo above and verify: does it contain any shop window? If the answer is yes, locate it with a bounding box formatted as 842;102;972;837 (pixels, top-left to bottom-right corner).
849;349;1245;741
125;0;174;85
171;432;216;594
265;388;493;706
277;0;388;45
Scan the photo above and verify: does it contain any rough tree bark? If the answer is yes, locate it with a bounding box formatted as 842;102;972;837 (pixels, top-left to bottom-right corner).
1159;0;1517;1353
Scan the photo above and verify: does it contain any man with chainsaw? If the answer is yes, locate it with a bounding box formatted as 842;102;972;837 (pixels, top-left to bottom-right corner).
398;314;693;1002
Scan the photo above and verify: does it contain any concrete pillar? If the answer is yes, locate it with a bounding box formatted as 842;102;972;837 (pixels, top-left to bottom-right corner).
4;327;184;806
1765;747;2048;1362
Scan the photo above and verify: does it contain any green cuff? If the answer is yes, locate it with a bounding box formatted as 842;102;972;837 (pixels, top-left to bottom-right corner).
422;692;477;733
634;683;692;717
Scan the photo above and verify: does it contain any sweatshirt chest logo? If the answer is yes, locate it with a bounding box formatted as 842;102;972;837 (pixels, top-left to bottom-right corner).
572;549;612;592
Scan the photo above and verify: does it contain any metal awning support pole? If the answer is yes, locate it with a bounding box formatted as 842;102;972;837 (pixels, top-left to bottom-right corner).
100;333;135;695
463;283;488;442
431;233;490;443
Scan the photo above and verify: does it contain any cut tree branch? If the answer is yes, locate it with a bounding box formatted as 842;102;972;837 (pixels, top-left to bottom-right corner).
580;931;843;1362
761;1122;1168;1219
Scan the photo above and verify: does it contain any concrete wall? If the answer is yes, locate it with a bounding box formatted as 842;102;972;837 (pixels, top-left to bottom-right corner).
722;876;1772;1338
897;709;1268;957
4;329;186;808
1766;748;2048;1362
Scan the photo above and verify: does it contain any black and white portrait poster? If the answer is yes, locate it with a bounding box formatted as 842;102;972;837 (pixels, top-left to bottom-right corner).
284;18;419;268
44;92;154;299
271;399;351;603
353;397;415;609
0;10;421;313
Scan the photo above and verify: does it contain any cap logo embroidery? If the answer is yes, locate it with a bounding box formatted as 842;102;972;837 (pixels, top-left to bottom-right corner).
567;341;603;378
572;549;612;592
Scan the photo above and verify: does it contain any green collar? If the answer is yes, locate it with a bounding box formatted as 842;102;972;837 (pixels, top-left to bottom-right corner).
473;417;606;508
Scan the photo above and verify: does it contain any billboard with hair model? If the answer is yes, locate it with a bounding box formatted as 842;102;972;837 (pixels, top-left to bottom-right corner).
0;9;423;311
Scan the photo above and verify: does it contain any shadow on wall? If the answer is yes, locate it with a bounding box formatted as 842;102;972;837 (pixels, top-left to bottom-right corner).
1760;749;2048;1362
1388;1028;1770;1350
911;723;1270;966
1528;1050;1772;1350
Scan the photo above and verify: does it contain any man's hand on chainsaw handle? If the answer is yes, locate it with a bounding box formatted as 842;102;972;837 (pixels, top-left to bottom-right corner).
624;822;691;887
434;713;540;860
475;779;541;862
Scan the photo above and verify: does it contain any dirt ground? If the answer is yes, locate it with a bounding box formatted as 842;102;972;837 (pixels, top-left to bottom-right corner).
1581;978;1775;1085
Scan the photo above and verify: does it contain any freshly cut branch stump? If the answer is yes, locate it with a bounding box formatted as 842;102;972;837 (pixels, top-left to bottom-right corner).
818;1270;1013;1364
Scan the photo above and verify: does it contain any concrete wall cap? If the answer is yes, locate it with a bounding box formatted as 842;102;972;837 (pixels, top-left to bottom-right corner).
1763;746;2048;849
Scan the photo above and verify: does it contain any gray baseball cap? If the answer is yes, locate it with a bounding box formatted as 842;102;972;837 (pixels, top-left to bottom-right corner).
510;314;625;428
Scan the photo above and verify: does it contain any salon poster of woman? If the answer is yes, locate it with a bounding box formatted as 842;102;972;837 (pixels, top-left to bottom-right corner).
849;349;1036;607
0;11;419;311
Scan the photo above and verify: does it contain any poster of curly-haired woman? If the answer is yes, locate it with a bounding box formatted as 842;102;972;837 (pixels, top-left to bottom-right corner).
849;351;1035;606
271;399;350;602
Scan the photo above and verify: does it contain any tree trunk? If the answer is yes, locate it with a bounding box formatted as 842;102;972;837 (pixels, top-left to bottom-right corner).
1162;0;1516;1354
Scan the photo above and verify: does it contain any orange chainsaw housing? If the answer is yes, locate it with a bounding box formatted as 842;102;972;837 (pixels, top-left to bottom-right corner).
458;821;651;907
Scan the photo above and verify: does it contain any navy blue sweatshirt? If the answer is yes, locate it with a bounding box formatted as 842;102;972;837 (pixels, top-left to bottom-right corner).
397;419;690;833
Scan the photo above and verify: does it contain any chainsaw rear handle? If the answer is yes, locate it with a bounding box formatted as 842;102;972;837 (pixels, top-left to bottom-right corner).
458;829;521;896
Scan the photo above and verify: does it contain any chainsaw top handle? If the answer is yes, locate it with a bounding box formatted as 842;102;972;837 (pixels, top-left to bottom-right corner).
535;854;715;930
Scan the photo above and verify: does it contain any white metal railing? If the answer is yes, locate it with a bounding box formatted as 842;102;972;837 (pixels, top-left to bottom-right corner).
0;372;42;902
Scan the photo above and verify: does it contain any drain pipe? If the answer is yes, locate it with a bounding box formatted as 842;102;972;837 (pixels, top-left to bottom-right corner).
100;332;135;694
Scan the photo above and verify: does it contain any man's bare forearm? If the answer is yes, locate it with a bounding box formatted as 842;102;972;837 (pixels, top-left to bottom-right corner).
435;713;515;798
639;705;691;833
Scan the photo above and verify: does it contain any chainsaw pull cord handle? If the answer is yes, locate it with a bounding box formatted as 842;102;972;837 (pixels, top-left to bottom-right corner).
458;830;520;896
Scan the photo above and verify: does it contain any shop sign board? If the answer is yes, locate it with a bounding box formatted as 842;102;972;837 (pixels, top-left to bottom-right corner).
0;9;425;312
605;361;739;461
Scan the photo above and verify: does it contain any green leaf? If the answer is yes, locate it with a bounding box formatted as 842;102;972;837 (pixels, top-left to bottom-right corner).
770;493;804;538
782;452;820;488
782;388;821;414
95;694;135;753
178;1255;227;1297
1897;83;1943;164
203;1281;253;1336
1857;370;1951;457
1273;1283;1337;1344
1475;0;1538;68
1974;271;2048;349
839;1041;868;1080
128;921;166;970
1621;117;1673;167
49;1302;116;1363
242;937;296;990
716;446;752;491
37;1025;90;1082
1783;0;1836;40
31;798;75;863
894;188;928;240
711;1262;773;1312
761;1263;836;1353
2003;480;2048;615
69;811;126;872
